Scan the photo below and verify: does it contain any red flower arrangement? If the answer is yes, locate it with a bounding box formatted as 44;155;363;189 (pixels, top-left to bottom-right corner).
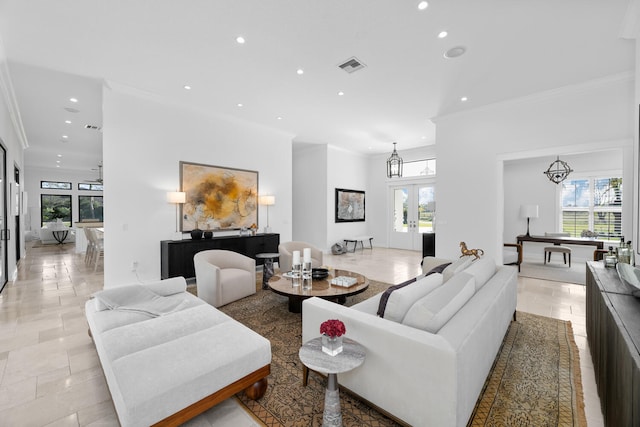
320;319;346;338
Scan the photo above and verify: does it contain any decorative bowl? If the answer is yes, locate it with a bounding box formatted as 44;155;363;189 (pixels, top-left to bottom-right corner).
616;263;640;297
312;268;329;279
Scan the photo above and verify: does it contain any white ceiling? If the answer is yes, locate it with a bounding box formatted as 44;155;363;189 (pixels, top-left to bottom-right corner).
0;0;634;173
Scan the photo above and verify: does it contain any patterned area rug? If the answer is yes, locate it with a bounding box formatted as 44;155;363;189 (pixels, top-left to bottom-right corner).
208;276;586;427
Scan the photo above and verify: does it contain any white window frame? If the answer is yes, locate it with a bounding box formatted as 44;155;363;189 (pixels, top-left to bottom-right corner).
558;170;622;242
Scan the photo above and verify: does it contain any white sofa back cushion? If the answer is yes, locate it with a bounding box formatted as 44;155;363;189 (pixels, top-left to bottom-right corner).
442;256;473;282
380;273;444;322
463;257;497;290
402;272;476;333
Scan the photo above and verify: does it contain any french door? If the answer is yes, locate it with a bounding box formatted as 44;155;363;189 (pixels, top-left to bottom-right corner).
389;183;435;250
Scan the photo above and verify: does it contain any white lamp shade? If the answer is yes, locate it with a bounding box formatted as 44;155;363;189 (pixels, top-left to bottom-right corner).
520;204;539;219
167;191;186;204
260;195;275;206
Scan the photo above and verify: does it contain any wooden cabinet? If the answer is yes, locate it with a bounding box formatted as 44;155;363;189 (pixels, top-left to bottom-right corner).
161;233;280;279
586;261;640;427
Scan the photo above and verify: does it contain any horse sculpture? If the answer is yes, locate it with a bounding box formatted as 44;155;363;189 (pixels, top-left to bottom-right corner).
460;241;484;260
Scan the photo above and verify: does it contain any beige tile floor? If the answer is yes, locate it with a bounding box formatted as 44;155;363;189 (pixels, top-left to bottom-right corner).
0;243;604;426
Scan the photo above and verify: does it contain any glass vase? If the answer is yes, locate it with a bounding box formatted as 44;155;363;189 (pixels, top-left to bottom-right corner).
322;334;343;356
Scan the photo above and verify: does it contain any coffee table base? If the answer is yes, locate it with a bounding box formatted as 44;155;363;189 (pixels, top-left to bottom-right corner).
287;295;347;313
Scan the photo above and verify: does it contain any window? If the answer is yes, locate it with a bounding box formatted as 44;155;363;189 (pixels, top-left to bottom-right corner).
561;176;622;239
41;194;72;226
78;196;103;222
403;159;436;178
41;181;71;190
78;183;104;191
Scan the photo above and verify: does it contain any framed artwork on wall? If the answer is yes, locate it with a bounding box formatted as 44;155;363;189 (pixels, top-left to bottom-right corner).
335;188;365;223
180;161;258;232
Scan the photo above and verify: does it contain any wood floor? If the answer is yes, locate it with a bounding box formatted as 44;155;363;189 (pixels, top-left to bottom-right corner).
0;243;604;426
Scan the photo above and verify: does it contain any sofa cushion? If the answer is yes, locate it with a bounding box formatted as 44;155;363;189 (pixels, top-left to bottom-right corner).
463;257;497;290
402;272;475;333
376;277;417;317
377;273;443;322
442;256;473;282
424;262;451;277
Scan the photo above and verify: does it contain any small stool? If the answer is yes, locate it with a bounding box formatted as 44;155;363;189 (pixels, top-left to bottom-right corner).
544;245;572;267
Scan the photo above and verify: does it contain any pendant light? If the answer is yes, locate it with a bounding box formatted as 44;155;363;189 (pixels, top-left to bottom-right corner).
544;156;573;184
386;142;403;178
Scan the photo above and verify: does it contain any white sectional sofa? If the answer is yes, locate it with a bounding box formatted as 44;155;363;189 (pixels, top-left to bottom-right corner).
85;277;271;427
302;256;517;427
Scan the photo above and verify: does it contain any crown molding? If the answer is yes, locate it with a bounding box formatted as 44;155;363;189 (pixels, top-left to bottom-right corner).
0;35;28;149
432;71;634;124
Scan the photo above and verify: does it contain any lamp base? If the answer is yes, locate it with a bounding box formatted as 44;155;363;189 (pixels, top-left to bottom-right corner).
525;218;531;237
264;226;272;234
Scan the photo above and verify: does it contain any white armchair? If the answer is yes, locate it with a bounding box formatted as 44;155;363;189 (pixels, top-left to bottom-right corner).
194;250;256;307
278;241;323;272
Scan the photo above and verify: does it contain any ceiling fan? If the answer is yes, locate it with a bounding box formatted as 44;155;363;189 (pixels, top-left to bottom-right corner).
85;163;103;184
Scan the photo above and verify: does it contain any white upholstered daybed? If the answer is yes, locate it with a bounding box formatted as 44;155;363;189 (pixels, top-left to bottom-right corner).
85;277;271;427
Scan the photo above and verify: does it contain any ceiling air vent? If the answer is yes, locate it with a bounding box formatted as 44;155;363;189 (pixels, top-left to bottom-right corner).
338;57;366;74
84;124;102;131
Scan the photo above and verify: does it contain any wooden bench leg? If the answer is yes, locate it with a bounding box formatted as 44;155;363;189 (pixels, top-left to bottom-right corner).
245;378;268;400
302;365;309;386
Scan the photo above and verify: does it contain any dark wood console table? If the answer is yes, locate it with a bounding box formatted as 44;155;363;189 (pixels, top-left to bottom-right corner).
517;234;604;249
586;261;640;426
161;233;279;279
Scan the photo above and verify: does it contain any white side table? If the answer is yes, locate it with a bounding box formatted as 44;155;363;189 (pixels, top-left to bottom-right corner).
299;337;365;427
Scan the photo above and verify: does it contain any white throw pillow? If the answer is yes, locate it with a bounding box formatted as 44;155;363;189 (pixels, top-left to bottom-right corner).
382;273;444;323
442;256;473;282
463;257;497;290
402;272;476;333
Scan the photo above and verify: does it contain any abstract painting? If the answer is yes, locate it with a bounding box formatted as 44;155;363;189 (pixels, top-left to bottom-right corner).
180;161;258;231
335;188;365;222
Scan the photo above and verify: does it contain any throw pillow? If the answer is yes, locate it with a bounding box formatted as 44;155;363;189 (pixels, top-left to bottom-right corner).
377;273;444;322
402;272;476;333
463;256;496;290
424;262;451;277
442;256;473;282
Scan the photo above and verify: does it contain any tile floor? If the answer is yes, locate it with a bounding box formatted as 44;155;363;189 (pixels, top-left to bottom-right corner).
0;243;604;426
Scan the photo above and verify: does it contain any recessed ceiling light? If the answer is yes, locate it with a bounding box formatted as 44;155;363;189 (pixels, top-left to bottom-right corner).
65;120;71;124
183;85;192;90
237;103;243;107
338;91;344;96
444;46;466;59
296;68;304;75
236;36;245;44
438;31;448;39
56;160;60;164
276;116;283;120
422;136;427;140
57;154;62;157
461;96;468;102
418;1;428;10
56;165;60;168
62;135;68;139
69;97;78;103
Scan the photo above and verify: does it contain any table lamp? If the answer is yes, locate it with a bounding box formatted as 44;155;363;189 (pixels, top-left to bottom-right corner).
259;195;275;233
520;204;539;237
167;191;186;236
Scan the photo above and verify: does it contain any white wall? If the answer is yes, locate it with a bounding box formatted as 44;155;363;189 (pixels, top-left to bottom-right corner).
434;74;634;261
503;149;630;262
102;84;294;286
24;167;103;233
292;143;327;248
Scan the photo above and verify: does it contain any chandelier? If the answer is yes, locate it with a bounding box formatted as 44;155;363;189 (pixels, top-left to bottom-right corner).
544;156;573;184
386;142;403;178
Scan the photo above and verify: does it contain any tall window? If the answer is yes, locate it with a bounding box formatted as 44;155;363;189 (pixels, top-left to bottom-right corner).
561;176;622;239
41;194;72;226
79;196;104;222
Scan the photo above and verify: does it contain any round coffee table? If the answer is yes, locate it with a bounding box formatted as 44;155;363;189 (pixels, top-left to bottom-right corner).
299;337;365;426
267;268;368;313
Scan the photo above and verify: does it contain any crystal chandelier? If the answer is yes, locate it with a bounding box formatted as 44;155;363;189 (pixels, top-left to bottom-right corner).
544;156;573;184
386;142;403;178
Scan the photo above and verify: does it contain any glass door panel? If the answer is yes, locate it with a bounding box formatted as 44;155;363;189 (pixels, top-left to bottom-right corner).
389;184;435;250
